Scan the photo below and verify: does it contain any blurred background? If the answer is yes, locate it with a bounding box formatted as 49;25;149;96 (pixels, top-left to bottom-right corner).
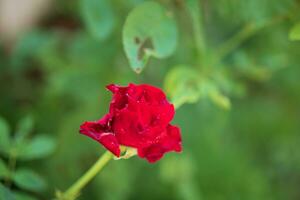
0;0;300;200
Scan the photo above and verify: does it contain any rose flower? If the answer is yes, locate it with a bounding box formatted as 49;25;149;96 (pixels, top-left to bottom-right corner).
79;83;182;163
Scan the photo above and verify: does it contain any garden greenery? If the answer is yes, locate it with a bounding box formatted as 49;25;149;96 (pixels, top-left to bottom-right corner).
1;0;300;199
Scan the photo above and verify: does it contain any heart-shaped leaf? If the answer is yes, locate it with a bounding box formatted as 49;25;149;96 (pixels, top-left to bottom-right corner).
123;1;178;73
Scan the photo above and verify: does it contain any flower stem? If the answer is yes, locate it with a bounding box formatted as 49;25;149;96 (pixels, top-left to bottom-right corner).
214;14;286;64
57;151;113;200
215;23;257;62
5;150;17;187
186;0;206;59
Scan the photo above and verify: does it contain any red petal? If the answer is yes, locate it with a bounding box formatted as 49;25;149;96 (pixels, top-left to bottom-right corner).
106;84;120;93
79;116;121;157
164;125;182;152
138;145;164;163
106;84;129;113
96;132;121;157
137;125;182;163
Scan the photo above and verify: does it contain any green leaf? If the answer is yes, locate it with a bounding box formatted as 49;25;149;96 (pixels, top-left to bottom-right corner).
13;169;46;192
0;117;11;154
80;0;115;40
232;51;272;81
164;66;231;110
289;23;300;41
202;80;231;110
11;31;54;69
14;192;37;200
123;1;178;73
213;0;294;26
0;159;10;178
164;66;201;108
15;115;34;143
18;135;56;160
209;89;231;110
0;183;15;200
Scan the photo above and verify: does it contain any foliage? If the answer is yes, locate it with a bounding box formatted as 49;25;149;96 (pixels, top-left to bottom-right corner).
0;116;56;199
289;22;300;41
80;0;115;40
1;0;300;199
123;1;178;73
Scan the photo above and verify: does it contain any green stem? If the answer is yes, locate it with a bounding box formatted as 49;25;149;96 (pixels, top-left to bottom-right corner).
192;8;205;57
58;151;113;200
186;0;206;61
5;150;17;187
215;23;256;62
215;14;286;63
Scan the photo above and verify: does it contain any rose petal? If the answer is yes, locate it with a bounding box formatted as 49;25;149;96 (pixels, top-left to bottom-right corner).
137;124;182;162
138;144;164;163
96;132;121;157
107;84;129;112
163;125;182;152
79;115;121;156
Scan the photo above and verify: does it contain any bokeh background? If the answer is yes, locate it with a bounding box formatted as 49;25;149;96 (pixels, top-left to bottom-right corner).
1;0;300;200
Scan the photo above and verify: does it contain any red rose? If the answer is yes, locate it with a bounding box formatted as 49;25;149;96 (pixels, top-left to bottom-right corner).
79;83;182;163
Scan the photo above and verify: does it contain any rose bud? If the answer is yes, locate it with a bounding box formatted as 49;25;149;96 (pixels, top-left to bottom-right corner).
80;83;182;163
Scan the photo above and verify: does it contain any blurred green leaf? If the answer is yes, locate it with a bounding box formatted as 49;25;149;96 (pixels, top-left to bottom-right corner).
13;192;37;200
233;51;272;81
18;135;56;160
80;0;115;40
164;66;201;108
123;1;178;73
213;0;294;25
201;80;231;110
13;169;46;192
0;183;15;200
0;116;11;154
0;158;10;178
34;32;67;70
164;66;231;110
208;89;231;110
66;32;113;67
14;115;34;144
289;22;300;41
11;31;54;69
